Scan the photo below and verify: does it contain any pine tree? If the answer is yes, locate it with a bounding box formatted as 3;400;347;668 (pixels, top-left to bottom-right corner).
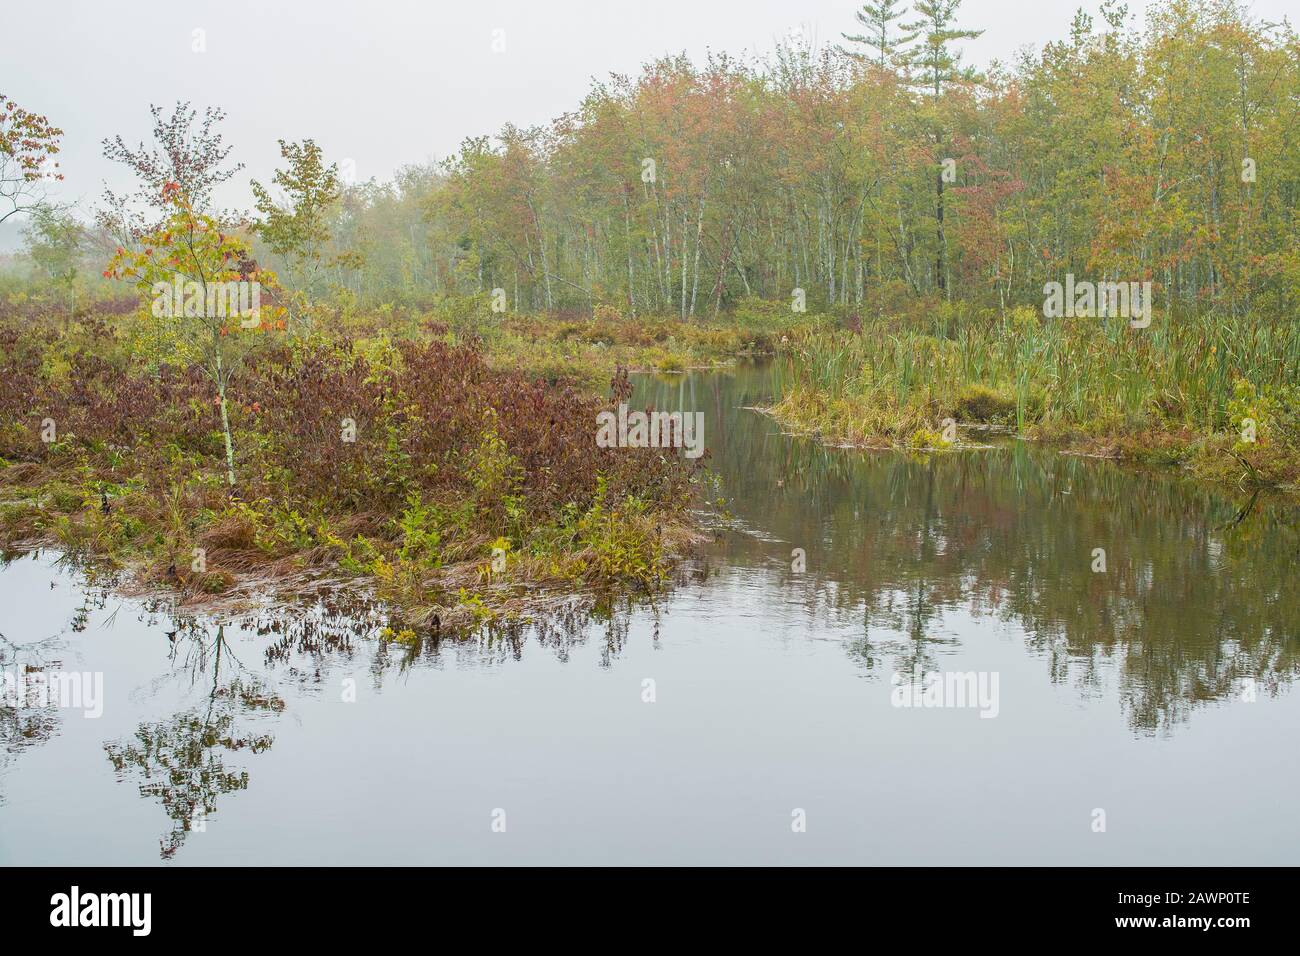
904;0;982;296
841;0;919;69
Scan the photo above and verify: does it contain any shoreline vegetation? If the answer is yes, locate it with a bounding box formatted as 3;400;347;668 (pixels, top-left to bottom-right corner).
759;306;1300;493
458;298;1300;496
0;301;717;632
1;295;1297;632
490;297;1300;494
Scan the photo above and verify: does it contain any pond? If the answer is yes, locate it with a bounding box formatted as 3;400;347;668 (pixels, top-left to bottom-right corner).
2;364;1297;864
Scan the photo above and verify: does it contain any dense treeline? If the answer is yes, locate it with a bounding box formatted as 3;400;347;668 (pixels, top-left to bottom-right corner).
313;0;1300;319
7;0;1297;323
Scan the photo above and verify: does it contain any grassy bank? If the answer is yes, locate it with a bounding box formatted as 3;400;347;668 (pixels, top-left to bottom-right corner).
247;294;799;390
0;303;708;631
6;287;1297;631
355;296;799;388
766;306;1300;492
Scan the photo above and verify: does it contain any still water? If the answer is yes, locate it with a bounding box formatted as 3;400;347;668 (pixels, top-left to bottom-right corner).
2;365;1297;865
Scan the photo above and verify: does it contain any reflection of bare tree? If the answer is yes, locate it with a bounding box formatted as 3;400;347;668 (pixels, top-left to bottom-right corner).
0;630;66;771
104;625;282;859
0;557;118;799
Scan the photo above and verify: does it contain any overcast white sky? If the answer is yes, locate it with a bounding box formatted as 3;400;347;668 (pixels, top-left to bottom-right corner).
3;0;1295;243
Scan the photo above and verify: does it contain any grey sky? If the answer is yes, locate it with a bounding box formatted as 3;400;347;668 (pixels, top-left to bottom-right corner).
4;0;1295;235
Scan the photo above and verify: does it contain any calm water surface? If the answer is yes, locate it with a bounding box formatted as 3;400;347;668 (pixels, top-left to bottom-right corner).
2;365;1297;864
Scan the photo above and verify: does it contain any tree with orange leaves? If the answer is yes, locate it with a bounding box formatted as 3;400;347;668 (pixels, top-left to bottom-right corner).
107;184;287;488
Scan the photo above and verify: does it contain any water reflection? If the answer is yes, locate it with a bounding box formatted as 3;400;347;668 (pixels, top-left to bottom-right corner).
105;625;281;858
0;366;1297;862
98;591;661;858
0;559;114;790
635;365;1300;732
0;628;64;777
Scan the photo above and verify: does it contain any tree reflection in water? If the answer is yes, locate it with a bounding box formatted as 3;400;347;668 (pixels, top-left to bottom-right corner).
0;555;113;802
0;629;65;789
104;625;281;858
634;366;1300;734
100;591;637;858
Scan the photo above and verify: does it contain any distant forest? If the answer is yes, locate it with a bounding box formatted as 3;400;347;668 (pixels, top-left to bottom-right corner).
12;0;1300;323
330;0;1300;319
